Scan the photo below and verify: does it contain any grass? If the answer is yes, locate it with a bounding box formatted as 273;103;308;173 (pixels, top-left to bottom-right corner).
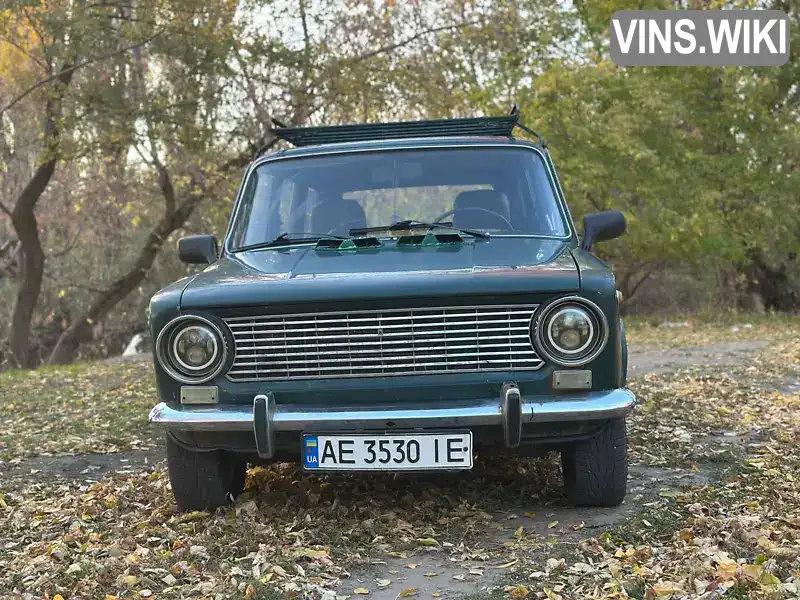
0;358;156;460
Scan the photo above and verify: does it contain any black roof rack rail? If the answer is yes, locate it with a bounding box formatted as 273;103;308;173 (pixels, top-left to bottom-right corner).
268;104;547;151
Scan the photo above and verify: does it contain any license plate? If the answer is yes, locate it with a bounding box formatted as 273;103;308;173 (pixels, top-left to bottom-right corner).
302;433;472;471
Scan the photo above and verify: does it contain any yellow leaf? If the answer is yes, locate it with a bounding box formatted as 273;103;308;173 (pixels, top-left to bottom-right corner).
547;521;559;529
245;584;256;598
498;559;518;568
377;579;391;588
179;510;209;522
398;589;418;597
407;563;417;569
295;547;329;559
650;581;682;597
424;572;438;578
54;596;65;600
716;563;739;580
513;526;524;538
523;512;536;519
741;564;763;580
416;537;439;547
759;571;781;586
354;588;370;595
505;585;529;599
432;594;441;598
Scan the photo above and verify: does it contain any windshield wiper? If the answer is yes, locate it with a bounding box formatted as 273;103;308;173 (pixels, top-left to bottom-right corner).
235;232;348;252
349;220;490;240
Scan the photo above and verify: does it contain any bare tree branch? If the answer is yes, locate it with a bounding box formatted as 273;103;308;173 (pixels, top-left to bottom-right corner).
0;36;49;70
0;30;163;116
309;20;479;89
48;226;83;258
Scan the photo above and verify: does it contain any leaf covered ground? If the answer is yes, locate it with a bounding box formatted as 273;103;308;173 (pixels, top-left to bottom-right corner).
0;321;798;600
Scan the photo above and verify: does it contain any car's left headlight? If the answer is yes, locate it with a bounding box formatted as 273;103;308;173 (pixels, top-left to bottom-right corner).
532;297;608;366
156;315;228;383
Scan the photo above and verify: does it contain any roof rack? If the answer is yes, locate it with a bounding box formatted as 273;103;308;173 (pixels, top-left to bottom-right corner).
268;105;547;152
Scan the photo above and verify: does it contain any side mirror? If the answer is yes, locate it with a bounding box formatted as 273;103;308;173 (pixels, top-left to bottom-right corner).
178;234;219;264
580;211;626;251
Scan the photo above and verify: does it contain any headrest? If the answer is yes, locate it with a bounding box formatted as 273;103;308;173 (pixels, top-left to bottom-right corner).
311;199;367;236
452;189;512;231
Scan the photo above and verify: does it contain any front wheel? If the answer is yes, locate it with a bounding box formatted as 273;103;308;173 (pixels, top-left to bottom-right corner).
561;417;628;507
166;435;248;511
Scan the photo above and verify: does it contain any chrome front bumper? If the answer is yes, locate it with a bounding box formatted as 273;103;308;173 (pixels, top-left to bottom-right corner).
149;388;636;459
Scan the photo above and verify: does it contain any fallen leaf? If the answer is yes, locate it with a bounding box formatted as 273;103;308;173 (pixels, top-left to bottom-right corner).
377;579;391;589
398;589;418;598
498;559;518;569
547;520;559;529
354;588;370;595
523;512;536;519
650;581;683;597
179;510;209;522
505;584;529;599
513;526;523;538
416;537;439;547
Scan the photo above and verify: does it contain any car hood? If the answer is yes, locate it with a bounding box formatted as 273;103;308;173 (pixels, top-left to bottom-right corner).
180;238;579;310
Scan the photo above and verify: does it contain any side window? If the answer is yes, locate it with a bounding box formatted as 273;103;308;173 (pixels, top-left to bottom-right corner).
242;172;276;246
527;158;566;236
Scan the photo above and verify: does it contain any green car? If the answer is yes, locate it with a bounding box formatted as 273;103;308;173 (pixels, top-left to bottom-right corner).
148;110;635;511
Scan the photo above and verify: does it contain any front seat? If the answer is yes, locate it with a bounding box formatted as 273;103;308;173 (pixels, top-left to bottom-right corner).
311;198;367;236
451;189;512;231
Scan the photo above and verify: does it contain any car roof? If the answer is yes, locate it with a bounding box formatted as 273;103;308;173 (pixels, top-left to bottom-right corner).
252;136;546;167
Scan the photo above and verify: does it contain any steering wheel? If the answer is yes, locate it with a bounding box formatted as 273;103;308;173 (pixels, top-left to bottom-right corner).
433;207;516;232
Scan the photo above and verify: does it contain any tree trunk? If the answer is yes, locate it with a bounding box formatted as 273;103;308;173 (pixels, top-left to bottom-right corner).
7;159;56;367
5;66;74;368
46;196;199;366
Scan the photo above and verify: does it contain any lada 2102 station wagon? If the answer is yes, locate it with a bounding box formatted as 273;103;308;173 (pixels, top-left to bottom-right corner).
148;110;636;511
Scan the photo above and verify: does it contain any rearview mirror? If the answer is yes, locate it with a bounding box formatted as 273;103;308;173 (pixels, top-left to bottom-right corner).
178;234;219;264
580;211;626;251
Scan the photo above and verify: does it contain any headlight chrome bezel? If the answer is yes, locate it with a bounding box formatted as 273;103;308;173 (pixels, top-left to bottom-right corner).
156;315;229;384
532;297;609;367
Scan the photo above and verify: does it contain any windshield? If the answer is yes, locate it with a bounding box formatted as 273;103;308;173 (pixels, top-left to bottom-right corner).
229;147;570;249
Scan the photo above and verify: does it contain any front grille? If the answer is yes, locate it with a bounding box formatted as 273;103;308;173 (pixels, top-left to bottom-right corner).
224;304;543;381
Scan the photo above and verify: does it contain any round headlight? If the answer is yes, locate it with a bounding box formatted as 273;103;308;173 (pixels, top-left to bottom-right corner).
156;316;228;383
173;325;218;371
533;298;608;366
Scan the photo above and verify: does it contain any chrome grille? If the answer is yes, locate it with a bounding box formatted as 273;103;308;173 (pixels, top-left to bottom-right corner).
224;304;543;381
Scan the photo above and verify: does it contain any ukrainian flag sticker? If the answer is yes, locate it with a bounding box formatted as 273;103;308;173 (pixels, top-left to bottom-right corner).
303;435;319;468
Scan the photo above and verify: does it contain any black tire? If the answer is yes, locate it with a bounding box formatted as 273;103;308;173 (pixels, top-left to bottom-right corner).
561;418;628;507
166;435;248;511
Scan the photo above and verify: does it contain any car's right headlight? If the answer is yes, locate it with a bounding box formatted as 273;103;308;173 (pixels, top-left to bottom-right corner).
532;297;608;367
156;315;228;383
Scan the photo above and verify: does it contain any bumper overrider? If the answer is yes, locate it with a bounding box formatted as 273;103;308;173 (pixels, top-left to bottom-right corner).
149;386;636;459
